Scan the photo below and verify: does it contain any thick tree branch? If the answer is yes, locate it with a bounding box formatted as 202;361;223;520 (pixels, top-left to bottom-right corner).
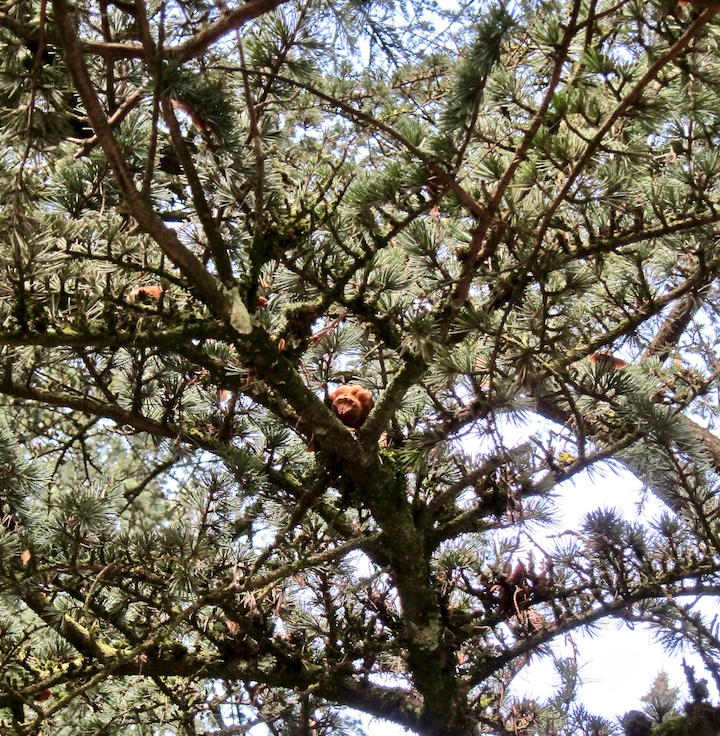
174;0;291;62
0;323;223;349
642;293;702;362
21;587;116;661
0;0;290;62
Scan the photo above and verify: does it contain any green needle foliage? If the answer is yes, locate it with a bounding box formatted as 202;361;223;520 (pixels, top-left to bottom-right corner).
0;0;719;734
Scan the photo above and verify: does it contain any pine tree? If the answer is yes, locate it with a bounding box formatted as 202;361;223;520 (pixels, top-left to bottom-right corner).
0;0;719;734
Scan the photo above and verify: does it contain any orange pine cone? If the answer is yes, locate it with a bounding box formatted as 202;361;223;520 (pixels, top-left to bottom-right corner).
329;385;374;428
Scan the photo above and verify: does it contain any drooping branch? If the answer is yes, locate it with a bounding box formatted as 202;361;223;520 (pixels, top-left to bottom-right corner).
534;388;720;503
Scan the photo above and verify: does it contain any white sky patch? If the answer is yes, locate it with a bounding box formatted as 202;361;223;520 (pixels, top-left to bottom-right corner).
493;414;719;715
507;461;718;718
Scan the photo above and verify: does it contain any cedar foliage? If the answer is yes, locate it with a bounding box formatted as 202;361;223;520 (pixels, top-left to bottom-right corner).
0;0;719;734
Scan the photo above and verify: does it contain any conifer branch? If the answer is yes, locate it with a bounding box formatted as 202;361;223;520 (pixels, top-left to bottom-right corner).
240;68;486;217
0;377;292;488
535;6;720;249
174;0;291;62
467;570;720;688
132;0;235;284
553;249;720;369
21;587;116;661
72;86;146;157
445;0;584;315
52;0;240;322
0;323;224;349
1;0;290;62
